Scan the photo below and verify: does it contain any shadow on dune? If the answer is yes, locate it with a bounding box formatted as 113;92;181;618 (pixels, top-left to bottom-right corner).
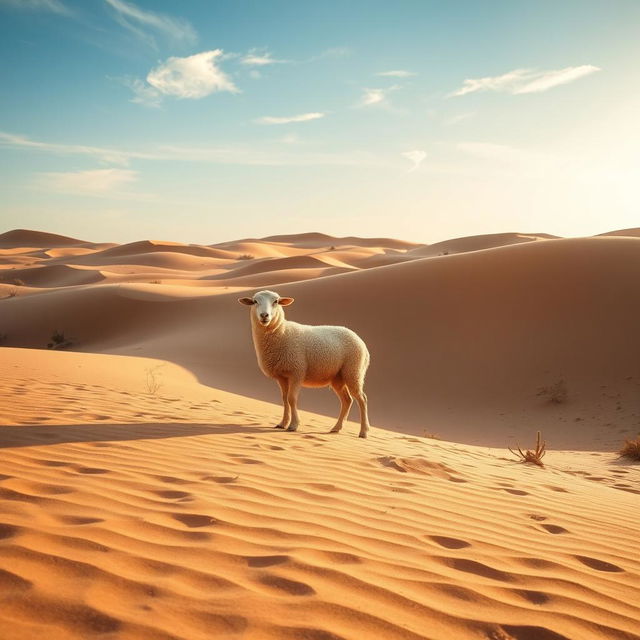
0;422;267;449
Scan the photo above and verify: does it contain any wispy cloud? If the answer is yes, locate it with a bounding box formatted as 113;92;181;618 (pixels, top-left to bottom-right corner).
146;49;238;99
37;168;138;195
357;85;402;109
104;0;196;48
377;70;416;78
401;150;427;172
0;0;70;14
450;65;600;97
1;130;394;168
123;77;162;108
254;112;325;125
241;50;287;66
0;131;156;165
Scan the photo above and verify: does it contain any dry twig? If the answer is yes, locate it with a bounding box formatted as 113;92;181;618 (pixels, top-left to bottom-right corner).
509;431;546;467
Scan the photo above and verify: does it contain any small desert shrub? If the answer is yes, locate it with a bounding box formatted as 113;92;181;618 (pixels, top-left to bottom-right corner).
537;378;567;404
150;280;162;284
6;287;18;298
619;437;640;461
329;245;336;251
12;278;25;286
509;431;547;467
237;254;254;260
423;431;440;439
144;366;163;395
47;330;73;349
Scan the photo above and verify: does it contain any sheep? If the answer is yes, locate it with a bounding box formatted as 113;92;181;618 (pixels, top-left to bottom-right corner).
238;290;371;438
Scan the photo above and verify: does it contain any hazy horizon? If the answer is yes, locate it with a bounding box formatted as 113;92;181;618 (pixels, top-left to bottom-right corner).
1;0;639;244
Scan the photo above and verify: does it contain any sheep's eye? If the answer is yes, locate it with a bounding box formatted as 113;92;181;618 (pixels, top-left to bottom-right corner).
273;300;279;304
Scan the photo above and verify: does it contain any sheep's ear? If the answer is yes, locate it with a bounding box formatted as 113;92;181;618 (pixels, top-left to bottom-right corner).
238;297;255;306
278;297;294;306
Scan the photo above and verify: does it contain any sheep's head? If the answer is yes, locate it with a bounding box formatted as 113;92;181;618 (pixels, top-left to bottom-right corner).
238;290;294;327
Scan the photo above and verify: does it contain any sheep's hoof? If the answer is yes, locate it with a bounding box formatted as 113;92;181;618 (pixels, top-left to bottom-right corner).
329;428;341;434
287;426;299;432
274;424;285;429
359;432;368;439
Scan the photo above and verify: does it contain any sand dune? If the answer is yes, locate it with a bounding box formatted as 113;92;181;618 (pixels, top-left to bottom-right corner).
409;232;557;258
1;347;638;640
0;228;87;248
5;233;638;448
1;228;639;640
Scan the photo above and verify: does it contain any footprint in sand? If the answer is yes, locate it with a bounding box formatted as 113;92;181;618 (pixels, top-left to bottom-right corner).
575;556;624;572
247;555;290;568
544;485;569;493
428;535;471;549
229;457;264;465
153;490;193;501
172;513;216;528
514;589;551;605
445;558;514;583
202;476;238;484
540;524;568;535
257;574;316;596
500;488;529;496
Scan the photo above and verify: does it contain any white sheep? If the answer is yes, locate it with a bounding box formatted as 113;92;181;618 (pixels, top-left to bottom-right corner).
238;290;371;438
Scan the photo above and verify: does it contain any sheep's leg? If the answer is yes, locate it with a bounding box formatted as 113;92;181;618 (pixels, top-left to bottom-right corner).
275;377;290;428
286;379;302;432
329;383;352;434
351;386;370;439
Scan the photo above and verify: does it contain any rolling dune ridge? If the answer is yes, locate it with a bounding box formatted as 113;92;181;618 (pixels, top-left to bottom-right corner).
1;229;639;640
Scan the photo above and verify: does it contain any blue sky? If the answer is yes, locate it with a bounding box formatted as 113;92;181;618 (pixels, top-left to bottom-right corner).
1;0;639;243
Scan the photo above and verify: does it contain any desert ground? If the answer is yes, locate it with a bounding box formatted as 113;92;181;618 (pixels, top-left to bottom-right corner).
1;228;639;640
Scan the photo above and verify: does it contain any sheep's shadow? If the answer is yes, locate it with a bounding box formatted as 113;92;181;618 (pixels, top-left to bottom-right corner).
0;422;271;449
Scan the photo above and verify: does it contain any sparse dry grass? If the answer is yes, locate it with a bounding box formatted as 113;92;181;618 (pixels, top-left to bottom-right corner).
47;330;73;350
237;254;254;260
6;287;18;298
619;436;640;461
509;431;546;467
144;366;163;395
537;378;567;404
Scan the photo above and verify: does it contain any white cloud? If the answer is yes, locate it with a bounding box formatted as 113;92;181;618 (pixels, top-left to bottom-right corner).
104;0;196;47
241;50;286;66
377;70;416;78
361;88;386;106
402;150;427;172
146;50;238;98
514;65;601;94
358;86;401;108
255;112;325;125
0;0;70;13
450;65;600;97
37;168;138;195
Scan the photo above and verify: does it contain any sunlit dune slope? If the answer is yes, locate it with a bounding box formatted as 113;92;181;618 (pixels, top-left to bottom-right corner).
2;231;639;449
0;347;638;640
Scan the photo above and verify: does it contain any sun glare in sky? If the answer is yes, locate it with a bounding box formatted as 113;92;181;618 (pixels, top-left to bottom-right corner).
1;0;639;243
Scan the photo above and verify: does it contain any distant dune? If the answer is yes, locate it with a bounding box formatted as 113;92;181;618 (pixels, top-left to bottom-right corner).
1;228;639;640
